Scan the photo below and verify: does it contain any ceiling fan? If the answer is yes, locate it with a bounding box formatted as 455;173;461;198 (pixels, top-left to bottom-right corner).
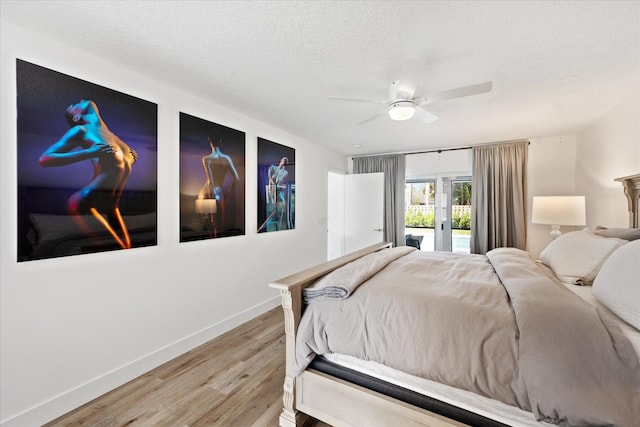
328;80;493;125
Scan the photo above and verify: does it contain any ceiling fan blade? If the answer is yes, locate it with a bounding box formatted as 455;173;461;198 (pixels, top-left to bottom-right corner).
327;96;387;104
424;81;493;104
356;108;389;126
414;107;439;124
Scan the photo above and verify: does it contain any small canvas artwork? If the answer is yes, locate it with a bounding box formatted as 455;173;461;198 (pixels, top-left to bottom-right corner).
257;138;295;233
179;112;245;242
16;59;158;262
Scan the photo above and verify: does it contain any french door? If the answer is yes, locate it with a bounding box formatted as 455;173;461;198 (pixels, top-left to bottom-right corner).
405;176;471;253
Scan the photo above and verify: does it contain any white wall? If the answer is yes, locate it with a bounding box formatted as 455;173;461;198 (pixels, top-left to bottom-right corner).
0;22;346;426
405;149;472;179
576;95;640;228
527;136;578;258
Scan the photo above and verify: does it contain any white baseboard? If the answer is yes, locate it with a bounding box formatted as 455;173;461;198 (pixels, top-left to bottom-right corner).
0;296;281;427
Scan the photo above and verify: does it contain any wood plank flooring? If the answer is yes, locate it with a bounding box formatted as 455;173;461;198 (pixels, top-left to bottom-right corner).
44;308;330;427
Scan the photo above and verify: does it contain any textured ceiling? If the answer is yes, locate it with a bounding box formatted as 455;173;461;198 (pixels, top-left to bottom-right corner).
2;0;638;155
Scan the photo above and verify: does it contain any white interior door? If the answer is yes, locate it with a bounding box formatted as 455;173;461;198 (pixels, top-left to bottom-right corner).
327;170;345;261
344;172;384;254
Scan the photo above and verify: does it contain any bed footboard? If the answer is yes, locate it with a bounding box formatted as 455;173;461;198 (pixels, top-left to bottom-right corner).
297;370;467;427
269;242;392;427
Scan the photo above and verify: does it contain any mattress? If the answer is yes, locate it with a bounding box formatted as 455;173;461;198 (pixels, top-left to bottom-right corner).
319;283;640;427
562;283;640;354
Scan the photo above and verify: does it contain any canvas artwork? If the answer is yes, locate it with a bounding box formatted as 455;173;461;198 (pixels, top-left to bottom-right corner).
179;112;246;242
257;138;295;233
16;59;158;262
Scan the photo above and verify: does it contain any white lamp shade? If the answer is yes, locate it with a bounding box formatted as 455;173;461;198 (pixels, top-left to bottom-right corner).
531;196;586;226
195;199;217;214
388;101;415;121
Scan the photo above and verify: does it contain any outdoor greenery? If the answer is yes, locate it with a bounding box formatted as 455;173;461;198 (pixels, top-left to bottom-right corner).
452;210;471;230
405;209;471;230
452;182;472;205
405;210;435;228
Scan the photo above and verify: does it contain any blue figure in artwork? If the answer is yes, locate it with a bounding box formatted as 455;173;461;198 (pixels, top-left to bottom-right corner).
259;156;291;232
39;100;137;249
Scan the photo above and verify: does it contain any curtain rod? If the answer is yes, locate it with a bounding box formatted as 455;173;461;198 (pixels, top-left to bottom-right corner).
350;139;530;159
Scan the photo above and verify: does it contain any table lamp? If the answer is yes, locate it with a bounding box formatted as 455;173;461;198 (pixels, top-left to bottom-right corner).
531;196;586;239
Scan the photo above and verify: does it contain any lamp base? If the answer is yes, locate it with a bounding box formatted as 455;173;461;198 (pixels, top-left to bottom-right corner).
549;225;562;239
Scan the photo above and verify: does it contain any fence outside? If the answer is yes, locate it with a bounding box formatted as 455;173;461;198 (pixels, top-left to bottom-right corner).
406;205;471;216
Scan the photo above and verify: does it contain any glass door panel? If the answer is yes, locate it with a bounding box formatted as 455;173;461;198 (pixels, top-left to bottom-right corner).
451;179;471;254
404;180;435;252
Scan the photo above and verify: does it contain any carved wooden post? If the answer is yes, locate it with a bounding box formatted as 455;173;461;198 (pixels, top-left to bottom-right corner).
615;174;640;228
278;287;307;427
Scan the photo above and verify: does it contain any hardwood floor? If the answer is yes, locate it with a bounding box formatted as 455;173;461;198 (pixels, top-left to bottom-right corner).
44;308;330;427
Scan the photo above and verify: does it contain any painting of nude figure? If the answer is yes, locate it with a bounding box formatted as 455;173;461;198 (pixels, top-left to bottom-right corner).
179;112;245;242
257;138;295;233
16;59;158;262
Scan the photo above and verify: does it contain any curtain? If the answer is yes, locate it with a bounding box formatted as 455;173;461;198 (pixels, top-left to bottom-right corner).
471;141;528;254
353;154;406;247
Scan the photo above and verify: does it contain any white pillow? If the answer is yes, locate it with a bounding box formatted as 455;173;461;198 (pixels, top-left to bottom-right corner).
592;241;640;330
539;228;627;285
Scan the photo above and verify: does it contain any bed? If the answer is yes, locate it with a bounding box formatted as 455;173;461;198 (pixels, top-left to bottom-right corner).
269;174;640;427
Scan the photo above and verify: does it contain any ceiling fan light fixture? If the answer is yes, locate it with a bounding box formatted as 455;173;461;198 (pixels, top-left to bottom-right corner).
388;101;415;121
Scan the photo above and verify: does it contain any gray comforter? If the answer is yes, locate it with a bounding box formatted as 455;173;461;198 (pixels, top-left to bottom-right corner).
296;247;640;426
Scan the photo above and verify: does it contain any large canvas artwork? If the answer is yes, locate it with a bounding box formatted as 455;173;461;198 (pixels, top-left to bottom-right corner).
16;59;158;262
257;138;295;233
179;113;245;242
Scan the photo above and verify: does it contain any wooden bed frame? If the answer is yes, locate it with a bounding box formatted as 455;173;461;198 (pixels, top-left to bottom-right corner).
269;173;640;427
269;242;466;427
616;173;640;228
